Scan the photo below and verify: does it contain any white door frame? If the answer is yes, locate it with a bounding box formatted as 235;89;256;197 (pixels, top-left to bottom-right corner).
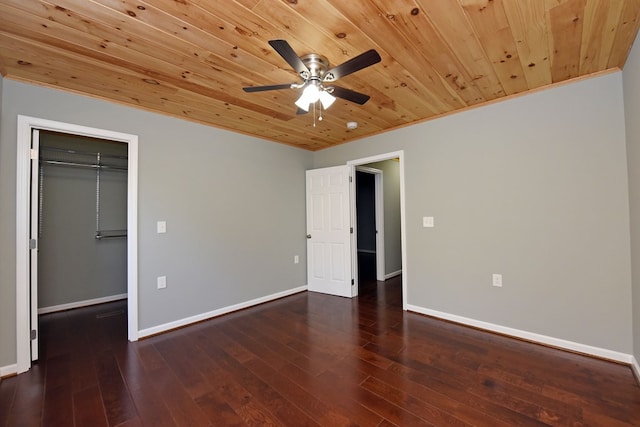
354;166;385;283
347;151;407;309
29;129;40;361
16;115;139;374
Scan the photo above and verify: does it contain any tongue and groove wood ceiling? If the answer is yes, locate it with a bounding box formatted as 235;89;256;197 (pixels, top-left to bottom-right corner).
0;1;639;151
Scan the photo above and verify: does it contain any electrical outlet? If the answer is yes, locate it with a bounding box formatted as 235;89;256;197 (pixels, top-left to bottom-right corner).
492;274;502;287
423;216;434;228
294;255;299;264
157;276;167;289
157;221;166;234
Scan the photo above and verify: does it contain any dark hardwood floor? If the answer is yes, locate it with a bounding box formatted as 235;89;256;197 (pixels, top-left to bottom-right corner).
2;276;640;426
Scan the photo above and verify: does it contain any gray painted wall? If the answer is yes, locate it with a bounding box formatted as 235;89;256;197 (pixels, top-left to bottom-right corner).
38;132;128;308
623;35;640;366
315;72;633;353
0;80;313;367
365;160;402;275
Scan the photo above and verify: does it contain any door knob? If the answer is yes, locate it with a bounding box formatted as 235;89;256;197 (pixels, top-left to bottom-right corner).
306;234;312;239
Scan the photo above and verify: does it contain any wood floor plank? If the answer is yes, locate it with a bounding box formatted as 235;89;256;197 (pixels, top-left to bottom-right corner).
4;365;45;427
360;376;472;426
42;354;73;426
345;382;435;427
384;360;550;426
242;357;354;426
113;417;144;427
73;385;109;427
133;341;214;426
115;343;179;427
278;361;385;426
230;313;332;376
193;330;320;426
194;391;247;427
154;336;214;399
334;354;511;427
172;327;278;425
95;350;138;427
0;376;17;427
2;277;640;426
251;316;358;373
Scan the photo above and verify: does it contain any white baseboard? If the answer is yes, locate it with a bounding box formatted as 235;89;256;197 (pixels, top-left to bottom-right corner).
385;270;402;280
0;363;18;378
38;293;128;315
406;304;634;364
138;285;307;339
632;356;640;385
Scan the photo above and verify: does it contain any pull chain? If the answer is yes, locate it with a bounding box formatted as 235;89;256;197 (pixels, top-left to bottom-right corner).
312;101;325;127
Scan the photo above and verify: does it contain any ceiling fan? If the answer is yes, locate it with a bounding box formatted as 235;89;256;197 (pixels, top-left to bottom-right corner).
243;40;381;121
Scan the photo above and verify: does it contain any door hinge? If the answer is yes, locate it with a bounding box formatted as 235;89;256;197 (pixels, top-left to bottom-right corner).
350;227;353;234
349;176;353;183
30;149;38;160
29;239;37;250
351;279;355;286
30;329;37;340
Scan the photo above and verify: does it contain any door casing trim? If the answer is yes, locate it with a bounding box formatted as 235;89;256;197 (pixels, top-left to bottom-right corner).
16;115;139;374
355;166;385;283
347;151;406;309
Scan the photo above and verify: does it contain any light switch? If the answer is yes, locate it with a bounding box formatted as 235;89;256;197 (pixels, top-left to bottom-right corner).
157;276;167;289
492;274;502;287
157;221;166;234
423;216;434;228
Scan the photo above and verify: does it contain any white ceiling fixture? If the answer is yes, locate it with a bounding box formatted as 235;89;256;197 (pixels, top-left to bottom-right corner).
243;40;381;126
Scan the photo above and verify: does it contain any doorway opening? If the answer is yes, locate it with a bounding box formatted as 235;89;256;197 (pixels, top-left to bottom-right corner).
38;131;128;316
16;116;139;374
348;151;406;309
355;167;383;284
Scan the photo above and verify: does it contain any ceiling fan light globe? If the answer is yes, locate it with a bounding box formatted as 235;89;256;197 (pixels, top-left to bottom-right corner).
295;84;321;111
319;91;336;109
302;84;320;103
295;97;311;111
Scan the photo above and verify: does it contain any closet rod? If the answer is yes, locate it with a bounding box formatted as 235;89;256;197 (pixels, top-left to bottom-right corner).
95;231;127;240
41;159;128;171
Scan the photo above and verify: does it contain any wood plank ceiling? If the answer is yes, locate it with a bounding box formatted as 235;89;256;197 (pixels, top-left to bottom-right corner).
1;0;639;151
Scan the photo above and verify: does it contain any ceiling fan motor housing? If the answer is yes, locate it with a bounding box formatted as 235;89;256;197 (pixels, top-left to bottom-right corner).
300;53;331;82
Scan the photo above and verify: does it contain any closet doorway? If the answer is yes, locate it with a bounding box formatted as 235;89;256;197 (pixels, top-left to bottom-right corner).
16;116;139;374
38;131;128;317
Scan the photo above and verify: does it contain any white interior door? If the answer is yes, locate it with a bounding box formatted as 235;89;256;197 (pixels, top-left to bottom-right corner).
30;129;40;361
306;166;353;297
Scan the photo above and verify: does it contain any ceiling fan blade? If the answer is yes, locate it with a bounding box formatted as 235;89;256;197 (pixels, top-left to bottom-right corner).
268;39;309;76
323;50;381;82
243;83;293;93
330;86;371;105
